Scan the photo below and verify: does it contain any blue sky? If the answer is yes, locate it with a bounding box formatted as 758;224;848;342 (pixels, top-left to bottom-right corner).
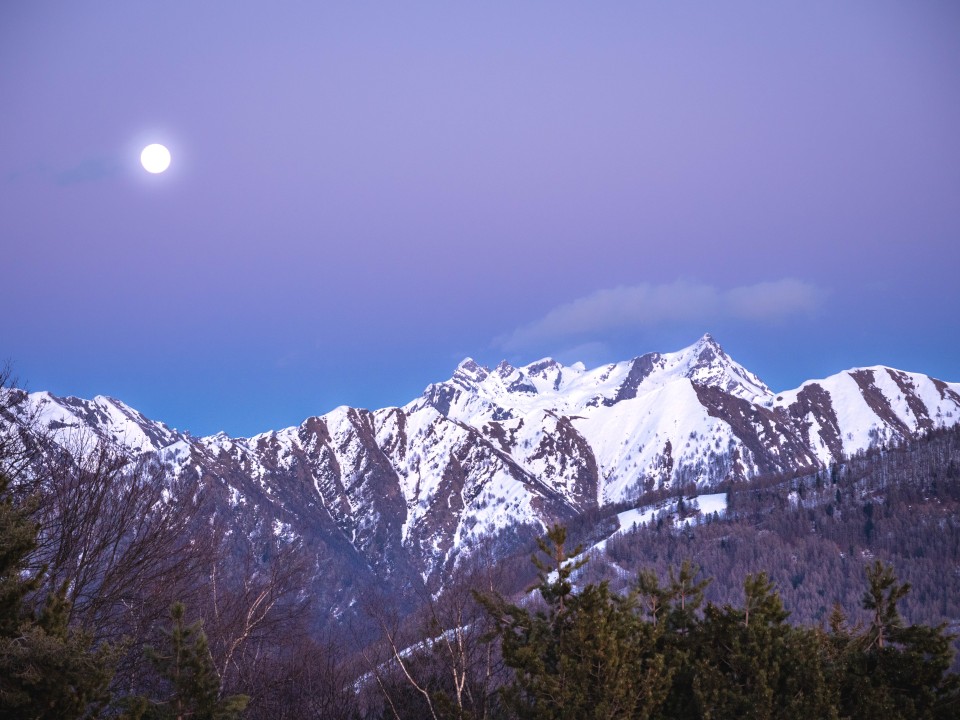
2;1;959;437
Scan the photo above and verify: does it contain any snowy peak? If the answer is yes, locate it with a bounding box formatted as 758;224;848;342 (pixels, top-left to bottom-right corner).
14;390;182;455
669;334;772;400
598;333;771;405
452;358;489;385
494;360;516;378
686;332;726;368
525;358;561;376
774;365;960;465
422;335;771;425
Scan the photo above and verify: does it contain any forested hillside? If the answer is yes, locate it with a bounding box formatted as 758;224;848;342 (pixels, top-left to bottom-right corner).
588;425;960;634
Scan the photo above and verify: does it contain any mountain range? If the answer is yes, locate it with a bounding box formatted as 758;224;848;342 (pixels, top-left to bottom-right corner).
4;334;959;612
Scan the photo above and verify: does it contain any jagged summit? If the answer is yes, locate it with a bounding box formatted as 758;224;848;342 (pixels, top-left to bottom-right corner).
5;335;960;587
668;333;772;401
421;335;772;424
494;360;515;377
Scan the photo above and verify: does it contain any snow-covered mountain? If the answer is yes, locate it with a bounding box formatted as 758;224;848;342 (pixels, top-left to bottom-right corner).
4;334;959;588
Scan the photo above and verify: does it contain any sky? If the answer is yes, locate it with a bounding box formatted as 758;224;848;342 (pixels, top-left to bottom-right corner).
2;1;959;438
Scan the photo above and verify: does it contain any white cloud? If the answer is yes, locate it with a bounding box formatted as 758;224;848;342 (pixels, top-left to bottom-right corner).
725;278;825;321
497;279;825;352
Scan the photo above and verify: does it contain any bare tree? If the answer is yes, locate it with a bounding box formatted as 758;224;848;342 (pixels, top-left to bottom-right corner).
360;553;508;720
359;590;440;720
0;362;47;487
204;529;311;692
26;437;210;641
240;635;361;720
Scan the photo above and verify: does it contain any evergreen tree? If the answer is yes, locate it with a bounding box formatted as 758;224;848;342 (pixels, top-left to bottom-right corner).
0;473;115;719
650;560;710;719
479;525;670;719
634;569;670;625
833;561;960;719
129;602;247;720
529;524;586;612
689;573;837;719
663;559;710;635
0;475;37;636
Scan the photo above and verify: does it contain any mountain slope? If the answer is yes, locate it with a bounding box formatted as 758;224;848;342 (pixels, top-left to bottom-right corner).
3;335;959;592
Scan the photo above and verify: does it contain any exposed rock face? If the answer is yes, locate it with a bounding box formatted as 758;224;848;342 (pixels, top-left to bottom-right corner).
4;335;960;596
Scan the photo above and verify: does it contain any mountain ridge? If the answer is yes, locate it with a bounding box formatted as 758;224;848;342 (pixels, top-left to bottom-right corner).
4;334;959;595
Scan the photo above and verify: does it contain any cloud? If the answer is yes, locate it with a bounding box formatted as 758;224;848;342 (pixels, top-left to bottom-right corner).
497;279;825;352
5;156;120;186
55;157;120;186
725;278;825;321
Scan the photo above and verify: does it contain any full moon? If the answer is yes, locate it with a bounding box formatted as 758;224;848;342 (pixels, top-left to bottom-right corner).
140;143;171;174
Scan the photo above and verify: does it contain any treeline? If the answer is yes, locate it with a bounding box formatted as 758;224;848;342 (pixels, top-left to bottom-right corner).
592;425;960;634
485;525;959;719
342;526;959;719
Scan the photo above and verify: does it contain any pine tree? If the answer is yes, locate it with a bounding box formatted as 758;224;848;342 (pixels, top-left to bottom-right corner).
651;560;710;719
529;524;586;613
0;474;37;635
663;559;710;635
130;602;247;720
634;569;670;625
0;472;115;718
833;561;960;719
689;573;837;719
478;525;670;719
861;560;908;652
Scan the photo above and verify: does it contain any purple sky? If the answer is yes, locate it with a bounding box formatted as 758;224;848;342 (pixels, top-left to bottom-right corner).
3;2;959;437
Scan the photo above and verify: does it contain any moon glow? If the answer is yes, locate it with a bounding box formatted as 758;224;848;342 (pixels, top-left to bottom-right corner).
140;143;171;173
